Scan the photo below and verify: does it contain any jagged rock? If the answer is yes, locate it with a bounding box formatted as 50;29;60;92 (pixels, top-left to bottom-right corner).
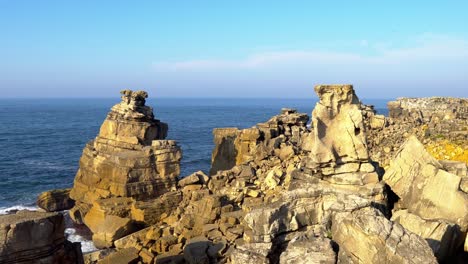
388;97;467;125
47;85;465;263
243;181;386;244
210;109;308;175
179;171;209;187
36;188;75;212
96;247;139;264
131;191;182;226
383;136;468;231
439;160;468;177
310;85;369;167
83;197;137;248
369;114;386;129
229;242;271;264
114;226;151;250
391;209;461;260
83;248;115;264
91;215;136;248
211;128;239;175
183;236;210;264
279;236;336;264
70;90;181;224
332;208;437;264
0;210;83;264
366;97;467;167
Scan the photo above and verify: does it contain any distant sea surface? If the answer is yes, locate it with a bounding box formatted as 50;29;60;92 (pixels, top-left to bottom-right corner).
0;98;389;210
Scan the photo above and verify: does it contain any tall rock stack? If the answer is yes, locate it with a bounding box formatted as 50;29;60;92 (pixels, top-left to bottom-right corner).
69;90;182;246
304;85;380;185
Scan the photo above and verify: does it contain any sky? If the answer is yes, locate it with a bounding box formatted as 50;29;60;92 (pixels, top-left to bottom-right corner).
1;1;468;99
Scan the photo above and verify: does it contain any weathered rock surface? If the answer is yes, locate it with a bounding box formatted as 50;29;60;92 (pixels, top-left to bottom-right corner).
70;90;181;219
279;236;336;264
0;210;83;264
391;209;461;260
383;136;468;230
332;208;437;264
366;97;468;167
36;188;75;212
310;85;369;167
210;108;309;175
68;90;182;247
383;135;468;260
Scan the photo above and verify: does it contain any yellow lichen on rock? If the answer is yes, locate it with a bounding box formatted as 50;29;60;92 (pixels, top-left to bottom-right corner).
425;139;468;165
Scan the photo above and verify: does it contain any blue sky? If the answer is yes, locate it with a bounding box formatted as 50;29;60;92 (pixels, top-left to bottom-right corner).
1;1;467;98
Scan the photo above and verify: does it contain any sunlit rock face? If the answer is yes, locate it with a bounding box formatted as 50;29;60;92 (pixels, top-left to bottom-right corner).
69;90;181;224
309;85;370;171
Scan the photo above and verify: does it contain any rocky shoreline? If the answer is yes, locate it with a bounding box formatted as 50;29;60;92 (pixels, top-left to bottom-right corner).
1;85;467;263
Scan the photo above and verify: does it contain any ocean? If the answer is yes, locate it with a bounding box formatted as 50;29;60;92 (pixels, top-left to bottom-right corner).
0;97;389;251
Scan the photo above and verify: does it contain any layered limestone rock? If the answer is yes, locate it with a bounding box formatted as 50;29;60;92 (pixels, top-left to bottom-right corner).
0;210;83;264
36;188;75;212
210;108;309;175
303;85;380;187
383;135;468;260
69;90;182;247
70;90;181;218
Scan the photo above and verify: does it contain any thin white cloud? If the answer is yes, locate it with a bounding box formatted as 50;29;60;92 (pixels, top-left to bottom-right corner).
152;34;468;71
150;34;468;98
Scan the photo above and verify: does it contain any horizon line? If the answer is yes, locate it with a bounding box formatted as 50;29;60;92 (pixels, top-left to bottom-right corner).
0;96;401;100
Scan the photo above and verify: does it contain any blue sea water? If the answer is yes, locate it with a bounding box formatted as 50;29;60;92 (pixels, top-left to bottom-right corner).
0;98;389;209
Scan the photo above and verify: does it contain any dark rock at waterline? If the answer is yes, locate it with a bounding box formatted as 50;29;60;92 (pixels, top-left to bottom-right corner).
37;188;75;212
0;210;83;264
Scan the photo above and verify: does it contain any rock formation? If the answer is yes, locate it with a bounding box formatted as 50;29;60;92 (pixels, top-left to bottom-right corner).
13;85;466;263
310;85;369;167
37;188;75;212
332;207;437;264
68;90;182;247
365;97;468;168
76;85;443;263
383;135;468;260
0;210;83;264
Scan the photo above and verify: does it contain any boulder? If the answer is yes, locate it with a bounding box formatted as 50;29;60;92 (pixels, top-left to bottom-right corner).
36;188;75;212
83;249;115;263
183;237;211;264
179;172;202;187
96;247;139;264
83;197;137;248
279;236;336;264
383;136;468;231
91;215;136;248
131;191;182;226
391;209;462;260
0;210;83;264
229;242;271;264
210;128;239;175
332;208;437;264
